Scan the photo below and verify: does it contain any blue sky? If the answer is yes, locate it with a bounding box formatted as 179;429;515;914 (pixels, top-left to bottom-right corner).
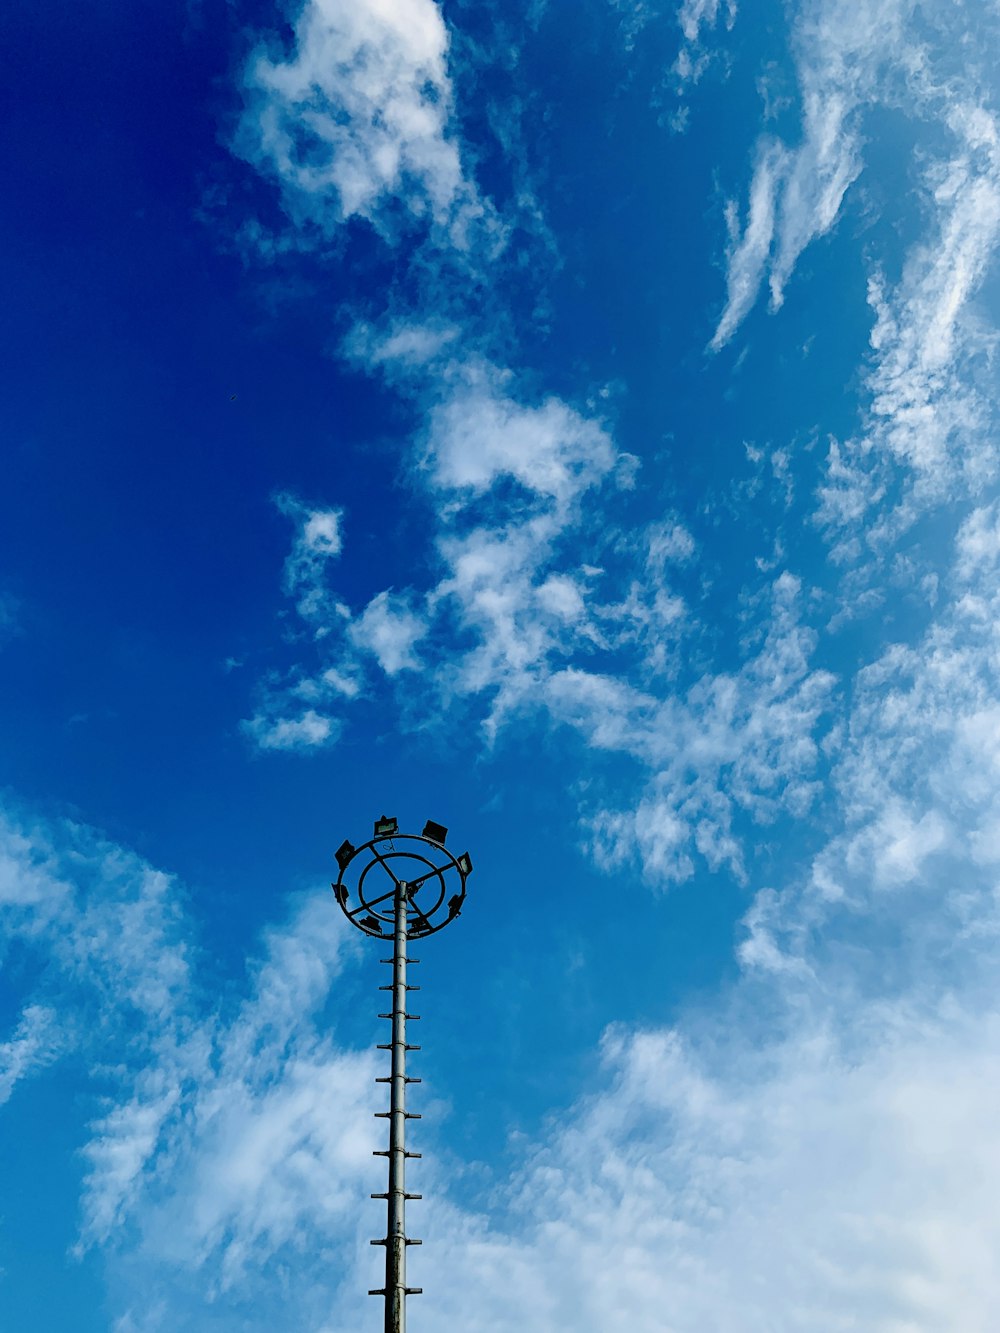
3;0;1000;1328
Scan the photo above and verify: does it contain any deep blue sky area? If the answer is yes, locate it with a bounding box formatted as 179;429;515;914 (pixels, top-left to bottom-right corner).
3;1;1000;1330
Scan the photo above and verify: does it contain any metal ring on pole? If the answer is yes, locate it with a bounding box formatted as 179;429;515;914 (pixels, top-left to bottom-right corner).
332;818;471;940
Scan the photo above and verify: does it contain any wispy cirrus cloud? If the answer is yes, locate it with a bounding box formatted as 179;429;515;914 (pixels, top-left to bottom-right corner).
0;1003;59;1107
673;0;737;89
711;138;789;350
704;0;1000;578
710;0;1000;353
241;493;354;751
817;105;1000;552
585;573;835;884
0;801;378;1326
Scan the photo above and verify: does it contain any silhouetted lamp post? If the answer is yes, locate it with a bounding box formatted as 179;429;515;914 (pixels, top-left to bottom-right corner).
333;816;472;1333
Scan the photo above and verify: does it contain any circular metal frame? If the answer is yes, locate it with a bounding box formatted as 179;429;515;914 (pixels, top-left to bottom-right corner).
332;830;469;939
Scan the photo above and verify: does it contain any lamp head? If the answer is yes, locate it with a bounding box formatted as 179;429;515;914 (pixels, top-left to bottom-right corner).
422;819;448;845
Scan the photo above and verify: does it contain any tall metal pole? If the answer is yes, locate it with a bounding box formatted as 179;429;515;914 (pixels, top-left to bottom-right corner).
331;816;472;1329
384;881;413;1333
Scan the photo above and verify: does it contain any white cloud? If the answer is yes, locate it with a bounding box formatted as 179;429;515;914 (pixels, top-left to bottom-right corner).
583;573;835;883
0;804;377;1323
677;0;731;45
393;492;1000;1321
711;140;788;350
276;492;344;623
348;589;427;674
244;708;338;751
863;803;950;888
109;900;371;1298
672;0;738;90
237;0;486;244
0;818;71;909
407;1006;1000;1332
242;495;357;752
800;103;1000;550
956;498;1000;578
424;360;617;508
346;317;459;369
0;808;197;1246
645;518;696;568
0;1004;59;1107
250;343;837;887
710;0;998;351
862;136;1000;490
710;0;893;345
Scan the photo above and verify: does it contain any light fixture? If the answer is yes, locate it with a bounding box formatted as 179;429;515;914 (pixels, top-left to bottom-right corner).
456;851;473;876
332;883;348;907
373;815;398;839
335;839;356;871
422;820;448;845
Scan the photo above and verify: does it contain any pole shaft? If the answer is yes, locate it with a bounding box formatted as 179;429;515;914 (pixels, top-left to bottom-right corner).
385;884;408;1333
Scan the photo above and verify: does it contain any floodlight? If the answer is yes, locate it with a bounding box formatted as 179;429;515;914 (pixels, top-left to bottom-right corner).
361;914;382;932
422;819;448;844
456;851;473;876
447;894;463;918
374;815;398;838
332;883;348;907
335;839;356;871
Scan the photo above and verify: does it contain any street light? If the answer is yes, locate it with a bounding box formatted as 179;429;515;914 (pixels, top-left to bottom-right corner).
332;817;473;1333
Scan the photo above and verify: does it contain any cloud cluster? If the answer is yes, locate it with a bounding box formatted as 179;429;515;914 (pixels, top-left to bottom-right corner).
237;0;485;244
0;803;380;1327
818;103;1000;551
6;733;1000;1331
703;0;1000;590
711;0;909;347
411;1004;1000;1333
586;573;835;883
